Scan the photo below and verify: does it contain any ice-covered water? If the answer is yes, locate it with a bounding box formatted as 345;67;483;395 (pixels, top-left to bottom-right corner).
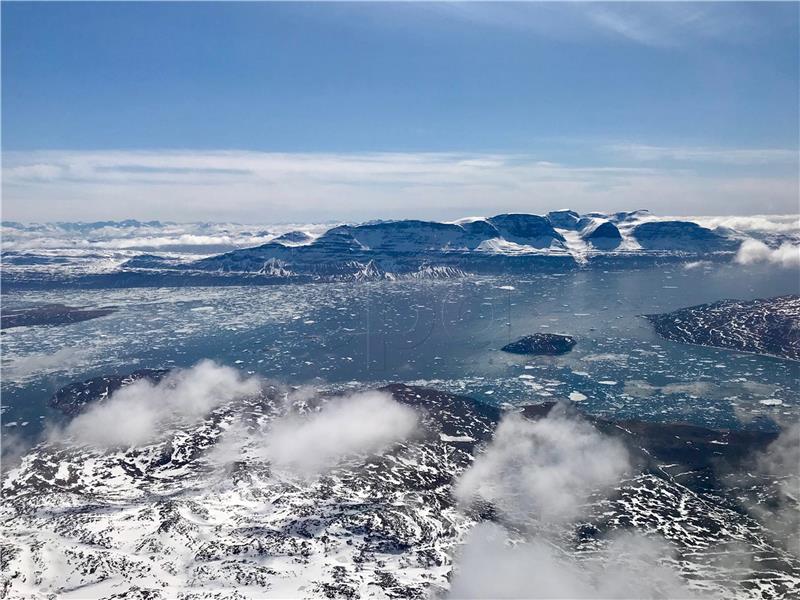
2;262;798;442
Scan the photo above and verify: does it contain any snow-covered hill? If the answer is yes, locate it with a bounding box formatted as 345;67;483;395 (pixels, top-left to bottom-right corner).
2;375;798;599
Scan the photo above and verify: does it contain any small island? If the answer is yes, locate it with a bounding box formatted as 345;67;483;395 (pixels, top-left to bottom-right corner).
501;333;576;355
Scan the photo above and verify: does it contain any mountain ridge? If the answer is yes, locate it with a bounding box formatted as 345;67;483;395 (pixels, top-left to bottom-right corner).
2;209;793;289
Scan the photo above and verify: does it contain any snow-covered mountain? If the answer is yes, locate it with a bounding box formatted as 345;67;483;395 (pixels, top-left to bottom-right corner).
2;210;797;288
140;210;788;280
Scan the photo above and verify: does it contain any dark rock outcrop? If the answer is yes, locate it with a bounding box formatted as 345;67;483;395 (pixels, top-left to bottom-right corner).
633;221;735;252
546;210;581;230
501;333;576;355
488;214;566;247
582;221;622;250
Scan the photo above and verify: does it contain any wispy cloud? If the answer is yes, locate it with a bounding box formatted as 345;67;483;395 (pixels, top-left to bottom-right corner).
583;5;674;47
433;2;784;48
2;149;797;222
608;144;798;165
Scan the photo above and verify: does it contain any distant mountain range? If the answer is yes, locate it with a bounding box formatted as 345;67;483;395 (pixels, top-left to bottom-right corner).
0;209;789;288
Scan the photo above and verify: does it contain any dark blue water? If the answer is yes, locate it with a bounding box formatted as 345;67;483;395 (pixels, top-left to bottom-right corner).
2;262;798;445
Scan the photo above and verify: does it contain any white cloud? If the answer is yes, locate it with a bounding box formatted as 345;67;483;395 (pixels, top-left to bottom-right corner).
751;422;800;557
448;404;697;598
735;239;800;268
683;260;712;270
58;360;261;448
684;214;800;234
433;2;778;48
455;404;631;524
3;149;798;222
216;390;418;476
448;523;696;599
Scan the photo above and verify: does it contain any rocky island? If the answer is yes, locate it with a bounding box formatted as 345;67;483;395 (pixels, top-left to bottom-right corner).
644;295;800;361
501;333;576;355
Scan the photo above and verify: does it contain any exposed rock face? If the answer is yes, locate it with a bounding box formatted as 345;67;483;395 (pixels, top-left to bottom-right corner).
488;214;566;247
581;221;622;250
179;213;751;282
501;333;576;355
306;227;366;254
633;221;735;252
546;209;581;230
644;295;800;360
458;219;500;241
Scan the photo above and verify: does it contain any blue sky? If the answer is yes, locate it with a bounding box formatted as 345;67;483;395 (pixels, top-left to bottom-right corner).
2;2;798;222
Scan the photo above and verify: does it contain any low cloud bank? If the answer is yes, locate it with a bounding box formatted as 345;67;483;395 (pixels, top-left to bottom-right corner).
5;150;799;222
212;390;418;476
455;404;630;524
260;391;418;474
449;403;696;598
58;360;261;447
448;523;695;599
56;360;418;471
689;214;800;234
735;239;800;267
1;220;328;253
